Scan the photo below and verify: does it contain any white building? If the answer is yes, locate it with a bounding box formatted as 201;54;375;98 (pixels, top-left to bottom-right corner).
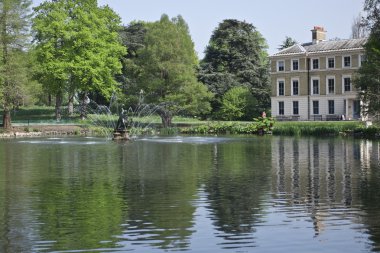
270;27;366;121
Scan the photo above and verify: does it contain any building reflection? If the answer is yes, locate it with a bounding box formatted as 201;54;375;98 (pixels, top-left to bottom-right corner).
271;137;379;238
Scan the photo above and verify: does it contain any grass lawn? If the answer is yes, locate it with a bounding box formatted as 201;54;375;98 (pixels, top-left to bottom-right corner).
0;106;205;125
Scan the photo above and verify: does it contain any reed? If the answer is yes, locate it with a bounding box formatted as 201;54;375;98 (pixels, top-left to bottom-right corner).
272;121;362;136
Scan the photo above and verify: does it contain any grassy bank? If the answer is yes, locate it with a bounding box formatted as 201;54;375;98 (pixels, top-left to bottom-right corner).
272;121;380;138
2;107;380;138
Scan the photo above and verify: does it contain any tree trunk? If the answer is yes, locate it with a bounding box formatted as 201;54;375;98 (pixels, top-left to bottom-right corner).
161;116;172;128
2;109;11;129
48;94;52;106
159;110;172;128
55;92;62;121
68;93;74;116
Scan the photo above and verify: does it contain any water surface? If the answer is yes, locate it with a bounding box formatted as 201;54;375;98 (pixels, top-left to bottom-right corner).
0;136;379;252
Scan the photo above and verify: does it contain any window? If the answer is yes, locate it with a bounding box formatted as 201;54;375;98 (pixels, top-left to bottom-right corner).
293;101;299;115
279;101;284;115
278;80;285;96
277;60;284;71
328;100;335;114
343;76;351;92
312;58;319;69
327;57;335;68
292;59;299;71
312;78;319;95
313;101;319;115
327;77;335;94
343;56;351;67
292;79;299;95
360;54;366;67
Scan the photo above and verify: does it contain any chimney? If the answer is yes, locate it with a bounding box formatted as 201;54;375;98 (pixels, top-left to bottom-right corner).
311;26;326;44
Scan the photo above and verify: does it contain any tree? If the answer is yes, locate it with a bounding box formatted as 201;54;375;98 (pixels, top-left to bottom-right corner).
351;13;369;39
354;0;380;116
355;2;380;117
219;86;257;121
131;15;212;127
118;22;147;106
278;36;297;50
364;0;380;26
0;0;32;129
198;19;270;119
33;0;126;120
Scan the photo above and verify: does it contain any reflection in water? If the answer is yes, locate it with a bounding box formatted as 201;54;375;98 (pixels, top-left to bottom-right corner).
271;137;380;247
0;137;380;252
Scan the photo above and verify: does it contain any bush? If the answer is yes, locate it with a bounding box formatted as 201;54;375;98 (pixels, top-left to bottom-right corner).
180;118;275;135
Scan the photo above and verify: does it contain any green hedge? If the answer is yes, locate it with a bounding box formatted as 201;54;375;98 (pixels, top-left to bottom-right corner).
180;117;274;135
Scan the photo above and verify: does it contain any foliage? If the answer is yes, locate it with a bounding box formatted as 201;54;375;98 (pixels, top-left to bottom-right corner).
254;116;274;133
219;86;257;121
33;0;126;119
354;8;380;117
278;36;297;50
0;0;33;128
118;22;147;106
180;118;274;135
272;121;362;136
364;0;380;26
124;14;212;127
198;19;270;119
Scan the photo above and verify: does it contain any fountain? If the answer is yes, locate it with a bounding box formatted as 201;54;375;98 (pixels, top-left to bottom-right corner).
83;90;160;140
112;106;131;141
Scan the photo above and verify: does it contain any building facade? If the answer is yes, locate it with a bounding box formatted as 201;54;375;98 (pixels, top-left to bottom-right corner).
270;27;366;121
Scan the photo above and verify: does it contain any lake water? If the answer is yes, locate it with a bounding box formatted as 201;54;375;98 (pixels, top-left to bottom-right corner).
0;135;380;252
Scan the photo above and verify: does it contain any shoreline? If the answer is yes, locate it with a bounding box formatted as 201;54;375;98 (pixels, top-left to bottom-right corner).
0;125;90;138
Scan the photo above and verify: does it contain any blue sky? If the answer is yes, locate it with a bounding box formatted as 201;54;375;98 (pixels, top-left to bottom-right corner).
33;0;365;57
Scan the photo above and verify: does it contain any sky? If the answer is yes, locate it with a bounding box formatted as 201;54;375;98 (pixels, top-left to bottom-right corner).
32;0;366;57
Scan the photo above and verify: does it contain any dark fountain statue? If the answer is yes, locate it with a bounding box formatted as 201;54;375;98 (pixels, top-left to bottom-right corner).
113;107;131;140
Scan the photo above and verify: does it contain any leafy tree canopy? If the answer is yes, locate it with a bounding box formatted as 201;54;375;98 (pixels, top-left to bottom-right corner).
219;86;257;121
122;14;212;127
278;36;297;50
198;19;270;119
33;0;126;119
355;1;380;117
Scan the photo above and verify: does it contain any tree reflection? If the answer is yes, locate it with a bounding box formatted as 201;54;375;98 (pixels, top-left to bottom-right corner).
33;144;125;251
117;141;210;251
204;138;272;241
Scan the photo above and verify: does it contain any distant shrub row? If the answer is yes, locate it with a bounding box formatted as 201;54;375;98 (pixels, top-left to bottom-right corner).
180;117;274;135
272;121;380;138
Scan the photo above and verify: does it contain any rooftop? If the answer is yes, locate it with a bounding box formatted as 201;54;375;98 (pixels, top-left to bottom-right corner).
273;38;367;56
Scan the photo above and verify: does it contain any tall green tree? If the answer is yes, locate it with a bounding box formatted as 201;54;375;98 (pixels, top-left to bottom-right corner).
33;0;126;120
118;22;147;106
198;19;270;119
0;0;32;129
278;36;297;50
355;0;380;117
131;15;212;127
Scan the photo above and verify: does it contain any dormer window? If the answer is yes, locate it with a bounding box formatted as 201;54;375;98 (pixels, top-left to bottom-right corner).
277;60;285;71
